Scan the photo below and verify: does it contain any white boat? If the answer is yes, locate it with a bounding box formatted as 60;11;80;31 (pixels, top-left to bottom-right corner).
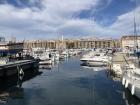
52;52;60;61
80;51;95;64
30;48;54;64
39;52;52;65
87;54;111;66
112;64;122;76
87;60;108;66
81;52;112;66
39;59;52;65
61;50;69;58
122;64;140;99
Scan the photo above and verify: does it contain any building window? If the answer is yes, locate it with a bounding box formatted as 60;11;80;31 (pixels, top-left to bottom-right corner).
99;42;101;48
108;42;110;48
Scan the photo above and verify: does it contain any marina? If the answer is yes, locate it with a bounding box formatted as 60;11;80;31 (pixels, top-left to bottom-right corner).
0;54;139;105
0;36;139;104
0;0;140;105
0;38;139;104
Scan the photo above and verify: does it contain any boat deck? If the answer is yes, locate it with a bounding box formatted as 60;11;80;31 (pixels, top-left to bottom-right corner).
0;60;37;69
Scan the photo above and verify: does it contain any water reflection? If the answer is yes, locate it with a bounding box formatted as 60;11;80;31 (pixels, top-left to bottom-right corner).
39;64;52;70
122;89;140;105
81;65;106;72
0;70;42;104
106;68;140;105
39;61;60;70
0;57;140;105
106;70;121;81
81;63;140;105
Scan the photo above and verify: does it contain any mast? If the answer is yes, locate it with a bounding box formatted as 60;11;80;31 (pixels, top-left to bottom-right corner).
133;0;140;65
134;12;138;50
134;0;138;51
61;35;64;49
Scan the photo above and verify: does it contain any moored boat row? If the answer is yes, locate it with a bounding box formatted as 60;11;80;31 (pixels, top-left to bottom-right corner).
27;48;83;65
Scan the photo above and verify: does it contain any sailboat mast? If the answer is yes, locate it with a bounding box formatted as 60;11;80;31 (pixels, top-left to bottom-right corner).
134;13;138;50
62;35;64;49
134;0;138;51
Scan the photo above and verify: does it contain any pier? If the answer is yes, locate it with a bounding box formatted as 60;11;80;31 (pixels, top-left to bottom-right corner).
110;52;132;77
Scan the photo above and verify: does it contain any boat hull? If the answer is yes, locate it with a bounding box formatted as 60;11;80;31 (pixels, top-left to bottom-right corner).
122;74;140;99
87;61;107;67
39;59;52;65
0;60;39;77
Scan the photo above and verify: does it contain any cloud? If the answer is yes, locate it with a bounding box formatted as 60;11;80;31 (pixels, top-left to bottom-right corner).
108;6;140;36
0;0;139;40
0;0;100;39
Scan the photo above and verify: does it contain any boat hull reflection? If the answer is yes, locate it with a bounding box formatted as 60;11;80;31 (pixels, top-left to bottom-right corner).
123;89;140;105
0;69;42;104
39;64;52;70
107;69;140;105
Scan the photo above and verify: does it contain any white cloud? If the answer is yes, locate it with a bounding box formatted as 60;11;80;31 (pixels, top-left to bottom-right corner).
108;6;140;37
0;0;100;40
0;0;139;40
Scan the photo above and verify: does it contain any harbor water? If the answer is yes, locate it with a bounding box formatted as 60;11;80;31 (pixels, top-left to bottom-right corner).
0;56;140;105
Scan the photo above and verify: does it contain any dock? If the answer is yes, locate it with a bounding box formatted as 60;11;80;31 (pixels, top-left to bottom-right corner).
112;53;131;64
110;52;132;77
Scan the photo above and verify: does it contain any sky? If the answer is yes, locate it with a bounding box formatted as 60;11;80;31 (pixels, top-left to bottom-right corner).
0;0;140;40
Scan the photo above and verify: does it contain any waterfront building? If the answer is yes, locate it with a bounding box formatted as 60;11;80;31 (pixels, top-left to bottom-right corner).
24;40;56;50
121;35;140;49
71;38;120;49
24;38;120;49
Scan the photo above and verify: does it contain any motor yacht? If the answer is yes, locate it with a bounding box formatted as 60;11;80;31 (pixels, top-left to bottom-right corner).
80;52;112;66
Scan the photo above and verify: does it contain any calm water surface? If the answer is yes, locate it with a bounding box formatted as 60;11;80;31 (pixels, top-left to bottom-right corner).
0;56;140;105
